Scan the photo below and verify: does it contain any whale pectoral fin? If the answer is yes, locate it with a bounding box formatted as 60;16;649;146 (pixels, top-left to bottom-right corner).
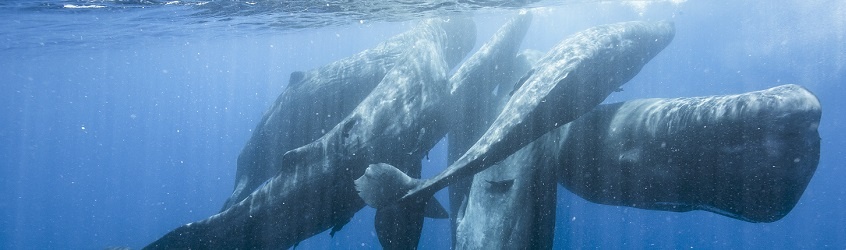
355;163;422;209
423;196;449;219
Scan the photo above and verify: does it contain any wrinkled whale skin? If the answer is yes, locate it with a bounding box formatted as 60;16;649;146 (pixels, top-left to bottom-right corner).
556;84;821;222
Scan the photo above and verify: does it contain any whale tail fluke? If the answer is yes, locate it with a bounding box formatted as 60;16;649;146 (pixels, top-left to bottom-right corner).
355;163;423;209
357;163;448;249
355;163;448;218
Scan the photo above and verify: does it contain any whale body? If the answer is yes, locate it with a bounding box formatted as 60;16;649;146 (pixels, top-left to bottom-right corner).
556;84;821;222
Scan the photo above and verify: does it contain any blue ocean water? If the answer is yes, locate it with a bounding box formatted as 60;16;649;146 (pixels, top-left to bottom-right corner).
1;0;844;249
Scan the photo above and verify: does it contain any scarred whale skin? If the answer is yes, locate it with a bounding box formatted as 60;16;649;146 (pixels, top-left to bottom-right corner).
220;17;475;211
145;17;473;249
555;84;821;223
